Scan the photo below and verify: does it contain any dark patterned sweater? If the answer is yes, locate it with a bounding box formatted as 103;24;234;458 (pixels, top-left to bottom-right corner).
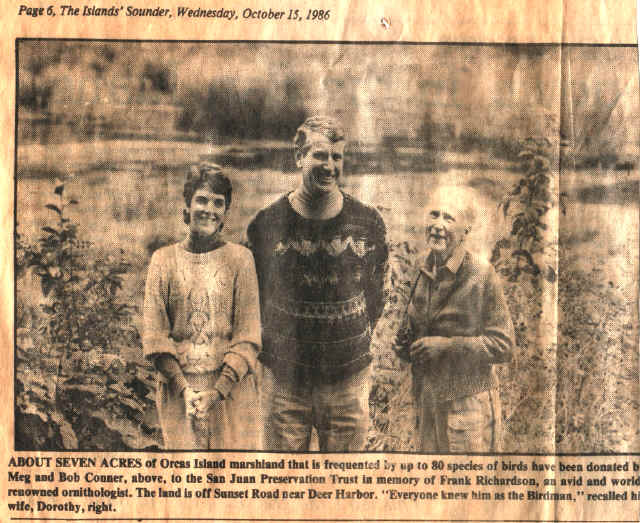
247;192;388;383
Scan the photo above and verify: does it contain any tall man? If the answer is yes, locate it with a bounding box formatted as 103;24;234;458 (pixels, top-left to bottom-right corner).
247;116;388;451
395;185;514;452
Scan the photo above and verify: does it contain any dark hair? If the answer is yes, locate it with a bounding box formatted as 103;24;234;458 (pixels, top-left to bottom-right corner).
183;162;232;208
293;115;345;155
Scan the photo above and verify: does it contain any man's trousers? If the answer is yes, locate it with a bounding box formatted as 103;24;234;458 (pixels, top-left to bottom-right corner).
262;366;370;451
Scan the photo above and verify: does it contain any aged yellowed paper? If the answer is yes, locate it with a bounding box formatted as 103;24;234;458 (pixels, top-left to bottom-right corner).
2;1;639;522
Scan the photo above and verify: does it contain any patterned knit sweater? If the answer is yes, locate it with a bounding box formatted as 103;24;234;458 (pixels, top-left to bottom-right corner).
142;242;261;377
247;192;388;383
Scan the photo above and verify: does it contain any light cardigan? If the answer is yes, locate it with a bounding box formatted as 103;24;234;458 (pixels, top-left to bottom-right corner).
398;247;514;402
143;241;261;387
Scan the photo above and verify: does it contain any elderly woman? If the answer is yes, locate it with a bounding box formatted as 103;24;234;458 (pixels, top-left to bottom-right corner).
395;186;514;452
143;163;261;449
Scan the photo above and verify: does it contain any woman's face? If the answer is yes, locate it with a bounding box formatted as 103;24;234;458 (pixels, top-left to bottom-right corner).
187;186;228;239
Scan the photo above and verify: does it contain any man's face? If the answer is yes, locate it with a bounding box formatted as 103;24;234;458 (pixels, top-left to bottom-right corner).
187;187;227;239
296;131;345;195
425;199;468;259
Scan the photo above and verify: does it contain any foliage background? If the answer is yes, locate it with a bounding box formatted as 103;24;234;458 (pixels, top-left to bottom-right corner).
15;42;640;452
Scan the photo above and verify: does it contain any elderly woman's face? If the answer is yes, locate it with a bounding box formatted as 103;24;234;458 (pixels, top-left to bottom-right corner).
187;186;227;238
424;199;468;259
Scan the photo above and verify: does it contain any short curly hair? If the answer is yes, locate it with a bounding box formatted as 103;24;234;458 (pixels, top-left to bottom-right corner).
293;116;345;156
183;162;232;208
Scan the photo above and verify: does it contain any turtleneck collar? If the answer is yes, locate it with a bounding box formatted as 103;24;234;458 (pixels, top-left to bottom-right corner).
182;233;226;253
288;185;344;220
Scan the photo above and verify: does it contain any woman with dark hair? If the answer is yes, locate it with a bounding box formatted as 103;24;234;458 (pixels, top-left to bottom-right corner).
143;163;261;449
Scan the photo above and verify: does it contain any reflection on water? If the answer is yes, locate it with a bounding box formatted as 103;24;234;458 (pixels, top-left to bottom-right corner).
561;170;639;284
18;160;638;274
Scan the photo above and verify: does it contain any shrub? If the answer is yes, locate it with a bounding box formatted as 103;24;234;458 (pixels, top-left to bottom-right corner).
490;137;559;451
15;181;161;450
556;265;638;452
367;238;419;451
491;137;557;285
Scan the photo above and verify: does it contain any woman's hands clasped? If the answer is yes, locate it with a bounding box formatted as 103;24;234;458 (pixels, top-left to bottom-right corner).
183;387;223;420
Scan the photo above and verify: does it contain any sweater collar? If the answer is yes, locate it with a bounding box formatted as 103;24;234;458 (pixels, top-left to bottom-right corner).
419;245;466;279
181;235;226;254
288;187;344;220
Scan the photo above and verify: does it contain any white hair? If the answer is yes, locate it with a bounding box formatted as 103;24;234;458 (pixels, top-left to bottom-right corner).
424;185;478;230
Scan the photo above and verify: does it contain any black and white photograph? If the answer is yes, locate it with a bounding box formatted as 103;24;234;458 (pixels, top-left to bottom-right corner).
14;40;639;454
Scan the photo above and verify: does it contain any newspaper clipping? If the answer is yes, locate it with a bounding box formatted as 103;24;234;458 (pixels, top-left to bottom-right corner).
3;1;640;521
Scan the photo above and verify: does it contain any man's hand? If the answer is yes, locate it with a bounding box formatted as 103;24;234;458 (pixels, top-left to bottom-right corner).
410;336;453;367
192;390;223;420
183;386;198;418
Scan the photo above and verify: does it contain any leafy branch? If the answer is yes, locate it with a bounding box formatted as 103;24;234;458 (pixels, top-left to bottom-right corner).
491;137;557;284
